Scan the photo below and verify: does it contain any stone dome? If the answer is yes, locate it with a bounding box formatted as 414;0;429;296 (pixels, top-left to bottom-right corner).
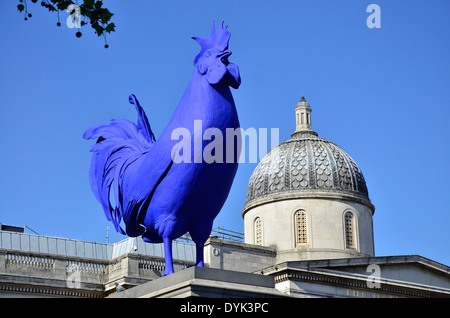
243;97;374;214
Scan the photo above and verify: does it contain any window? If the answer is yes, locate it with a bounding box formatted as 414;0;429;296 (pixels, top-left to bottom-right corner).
294;210;308;246
254;217;262;245
344;212;355;249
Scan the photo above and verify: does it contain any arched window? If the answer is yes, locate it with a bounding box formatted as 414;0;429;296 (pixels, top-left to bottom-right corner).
294;210;308;246
344;211;356;249
254;217;262;245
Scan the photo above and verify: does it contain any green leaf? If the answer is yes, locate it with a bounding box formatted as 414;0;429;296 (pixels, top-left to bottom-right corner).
92;23;104;36
100;10;113;24
17;4;25;12
105;22;115;33
57;1;70;11
94;0;103;10
83;0;95;10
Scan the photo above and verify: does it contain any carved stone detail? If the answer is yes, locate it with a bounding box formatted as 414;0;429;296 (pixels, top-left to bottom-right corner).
245;131;370;204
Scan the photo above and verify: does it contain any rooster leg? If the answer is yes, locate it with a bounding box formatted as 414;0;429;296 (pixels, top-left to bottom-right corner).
189;223;212;268
162;237;174;276
195;243;205;267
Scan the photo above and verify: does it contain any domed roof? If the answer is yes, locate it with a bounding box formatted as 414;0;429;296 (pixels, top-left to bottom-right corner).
243;97;374;213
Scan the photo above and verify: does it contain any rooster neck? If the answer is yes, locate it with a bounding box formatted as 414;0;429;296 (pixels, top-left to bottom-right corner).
176;70;238;127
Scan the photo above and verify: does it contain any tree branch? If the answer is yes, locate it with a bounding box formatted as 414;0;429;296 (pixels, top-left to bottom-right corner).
17;0;116;48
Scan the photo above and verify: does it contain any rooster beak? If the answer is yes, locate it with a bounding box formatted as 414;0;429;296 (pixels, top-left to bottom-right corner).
219;50;232;65
219;50;232;57
217;50;240;89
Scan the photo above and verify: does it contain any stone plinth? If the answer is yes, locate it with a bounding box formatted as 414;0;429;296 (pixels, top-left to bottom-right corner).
108;266;288;298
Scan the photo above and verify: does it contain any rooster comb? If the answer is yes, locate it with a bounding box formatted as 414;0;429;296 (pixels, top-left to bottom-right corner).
192;21;231;65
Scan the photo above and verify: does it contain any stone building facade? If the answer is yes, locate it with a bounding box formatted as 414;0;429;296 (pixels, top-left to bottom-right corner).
0;229;195;297
1;97;449;298
2;229;449;298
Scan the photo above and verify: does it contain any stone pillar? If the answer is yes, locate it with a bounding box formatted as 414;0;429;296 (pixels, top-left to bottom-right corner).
125;253;140;278
54;258;69;281
0;252;5;273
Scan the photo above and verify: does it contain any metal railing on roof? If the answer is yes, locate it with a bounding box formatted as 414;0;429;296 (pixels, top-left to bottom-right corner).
177;226;244;243
0;229;197;262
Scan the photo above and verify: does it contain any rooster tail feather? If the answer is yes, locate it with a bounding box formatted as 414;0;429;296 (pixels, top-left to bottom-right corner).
83;95;154;235
129;94;156;144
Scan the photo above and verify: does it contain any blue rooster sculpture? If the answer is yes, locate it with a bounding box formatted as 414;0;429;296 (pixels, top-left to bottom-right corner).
83;21;241;276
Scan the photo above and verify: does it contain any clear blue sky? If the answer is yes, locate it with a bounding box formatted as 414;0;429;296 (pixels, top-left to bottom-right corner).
0;1;449;266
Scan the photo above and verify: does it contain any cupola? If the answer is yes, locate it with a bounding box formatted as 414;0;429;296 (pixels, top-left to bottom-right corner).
242;97;375;262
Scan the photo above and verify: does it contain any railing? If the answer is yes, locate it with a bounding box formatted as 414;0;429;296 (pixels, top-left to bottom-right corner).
212;226;244;242
138;259;165;272
177;226;244;243
0;230;110;260
5;253;55;270
66;260;107;274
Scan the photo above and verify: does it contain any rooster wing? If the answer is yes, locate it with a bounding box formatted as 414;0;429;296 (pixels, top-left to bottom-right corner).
83;94;172;236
